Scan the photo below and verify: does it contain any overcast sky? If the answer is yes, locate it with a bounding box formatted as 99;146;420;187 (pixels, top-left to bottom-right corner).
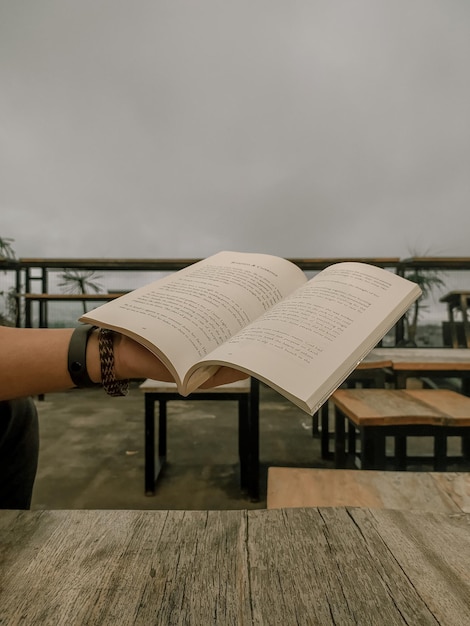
1;0;470;260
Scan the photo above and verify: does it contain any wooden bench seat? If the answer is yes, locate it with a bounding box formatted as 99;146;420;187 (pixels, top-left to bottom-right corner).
331;388;470;470
267;467;470;512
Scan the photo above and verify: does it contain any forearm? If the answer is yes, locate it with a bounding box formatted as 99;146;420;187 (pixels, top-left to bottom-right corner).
0;325;247;402
0;326;176;402
0;327;88;401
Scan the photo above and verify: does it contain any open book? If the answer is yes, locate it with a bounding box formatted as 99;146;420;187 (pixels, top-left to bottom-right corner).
80;251;421;414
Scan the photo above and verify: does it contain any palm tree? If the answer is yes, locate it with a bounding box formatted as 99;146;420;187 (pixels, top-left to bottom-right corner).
58;270;104;314
0;237;17;325
403;262;446;346
0;286;18;326
0;236;16;260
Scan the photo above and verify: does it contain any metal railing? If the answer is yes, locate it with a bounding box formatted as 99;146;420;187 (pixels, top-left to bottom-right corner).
4;255;470;345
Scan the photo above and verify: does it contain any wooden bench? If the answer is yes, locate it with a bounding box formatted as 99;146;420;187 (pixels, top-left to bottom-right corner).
316;356;392;456
331;388;470;470
17;293;126;328
139;378;260;500
267;467;470;512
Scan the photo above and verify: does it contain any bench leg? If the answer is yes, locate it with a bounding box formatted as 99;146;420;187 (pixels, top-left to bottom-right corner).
238;397;249;491
312;411;319;437
360;428;384;469
434;433;447;471
334;408;346;468
372;431;386;470
321;403;332;459
395;436;407;470
246;380;260;502
144;395;167;496
462;435;470;460
348;422;356;458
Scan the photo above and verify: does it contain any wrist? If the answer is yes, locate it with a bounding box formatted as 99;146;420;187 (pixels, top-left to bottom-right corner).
68;324;101;387
85;329;101;384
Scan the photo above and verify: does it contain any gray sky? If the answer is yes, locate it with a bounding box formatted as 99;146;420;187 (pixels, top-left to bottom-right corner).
1;0;470;259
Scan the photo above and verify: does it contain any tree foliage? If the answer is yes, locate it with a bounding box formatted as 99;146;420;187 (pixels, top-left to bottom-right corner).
58;270;104;314
0;236;16;260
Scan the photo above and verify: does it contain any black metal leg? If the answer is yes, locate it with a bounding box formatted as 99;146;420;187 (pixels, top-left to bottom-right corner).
321;403;332;459
248;379;260;502
434;433;447;471
395;436;407;470
348;422;356;458
158;400;167;460
145;395;166;496
238;396;249;491
360;428;377;469
144;395;156;495
334;408;346;468
312;411;319;437
462;435;470;460
372;431;386;470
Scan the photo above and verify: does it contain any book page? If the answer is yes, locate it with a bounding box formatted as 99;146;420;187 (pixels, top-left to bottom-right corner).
189;263;421;412
80;251;307;386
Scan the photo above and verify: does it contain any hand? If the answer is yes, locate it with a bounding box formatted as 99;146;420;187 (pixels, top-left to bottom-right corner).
114;334;249;388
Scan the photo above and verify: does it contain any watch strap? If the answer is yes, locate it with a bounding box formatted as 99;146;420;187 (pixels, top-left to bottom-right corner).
67;324;99;388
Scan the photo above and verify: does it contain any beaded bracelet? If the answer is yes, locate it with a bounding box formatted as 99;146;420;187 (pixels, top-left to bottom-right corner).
98;329;129;397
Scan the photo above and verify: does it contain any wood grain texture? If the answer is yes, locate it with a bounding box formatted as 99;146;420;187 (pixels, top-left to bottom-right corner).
266;467;469;512
1;508;470;625
332;388;470;426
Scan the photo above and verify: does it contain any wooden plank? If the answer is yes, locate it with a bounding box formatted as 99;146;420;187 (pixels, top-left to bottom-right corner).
267;468;465;512
371;347;470;370
430;473;470;513
332;388;470;426
332;389;446;426
406;388;470;422
247;507;446;624
351;508;470;626
1;509;470;624
0;510;250;625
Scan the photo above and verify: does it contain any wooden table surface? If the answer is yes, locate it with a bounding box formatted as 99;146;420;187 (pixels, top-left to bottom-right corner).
370;347;470;370
1;508;469;625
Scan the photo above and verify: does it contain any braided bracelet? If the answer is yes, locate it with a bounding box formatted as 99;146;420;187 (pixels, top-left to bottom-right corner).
98;329;129;397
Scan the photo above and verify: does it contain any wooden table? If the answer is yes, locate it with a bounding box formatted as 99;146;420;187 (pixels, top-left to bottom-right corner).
139;378;259;501
332;388;470;470
1;508;470;625
315;353;393;447
267;467;470;512
371;347;470;392
320;349;470;464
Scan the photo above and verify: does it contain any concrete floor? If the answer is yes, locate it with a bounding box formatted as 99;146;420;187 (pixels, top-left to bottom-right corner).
31;383;326;511
31;381;469;511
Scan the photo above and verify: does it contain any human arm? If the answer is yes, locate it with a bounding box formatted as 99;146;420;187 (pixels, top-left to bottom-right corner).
0;326;247;402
